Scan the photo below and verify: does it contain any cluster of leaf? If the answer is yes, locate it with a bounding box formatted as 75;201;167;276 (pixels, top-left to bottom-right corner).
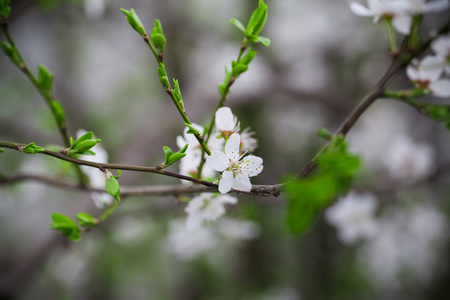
67;131;101;156
285;135;360;235
160;144;189;169
0;0;11;20
219;0;270;100
50;212;98;241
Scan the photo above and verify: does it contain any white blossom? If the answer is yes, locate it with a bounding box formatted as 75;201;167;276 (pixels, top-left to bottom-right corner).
185;193;238;231
325;190;379;245
350;0;449;34
215;107;240;138
76;129;114;209
165;220;218;261
431;33;450;74
206;133;263;194
360;202;448;289
407;55;450;97
176;123;223;179
217;218;261;240
383;135;435;183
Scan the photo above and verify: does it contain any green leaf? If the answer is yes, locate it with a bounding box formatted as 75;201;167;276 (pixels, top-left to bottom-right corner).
317;128;332;140
37;64;54;93
167;152;186;165
76;212;99;227
245;0;268;38
173;79;183;101
50;100;65;124
163;146;173;163
0;148;5;153
157;63;170;88
151;19;166;50
0;0;11;19
120;8;146;36
253;35;271;46
230;18;245;33
231;61;248;76
105;170;121;202
284;138;360;235
50;213;81;241
22;142;45;154
184;123;201;135
240;48;257;66
426;105;449;122
1;41;21;65
69;131;101;155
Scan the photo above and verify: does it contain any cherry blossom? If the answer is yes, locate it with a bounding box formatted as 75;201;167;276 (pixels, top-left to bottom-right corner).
215;107;240;139
206;133;263;194
325;190;379;245
407;55;450;97
350;0;449;34
185;193;238;231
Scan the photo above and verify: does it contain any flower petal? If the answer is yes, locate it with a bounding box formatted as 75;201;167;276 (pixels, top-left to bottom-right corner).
393;14;411;35
206;150;229;172
232;173;252;192
215;107;238;132
225;133;241;162
239;155;263;177
219;171;234;194
429;79;450;97
350;2;373;16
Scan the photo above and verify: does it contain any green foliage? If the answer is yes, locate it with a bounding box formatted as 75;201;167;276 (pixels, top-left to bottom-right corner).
1;41;21;65
68;131;101;156
22;142;45;154
76;212;99;227
317;128;333;140
120;8;146;37
0;0;11;19
105;170;121;202
185;122;201;136
50;213;81;241
218;67;232;98
50;100;66;124
151;19;166;51
157;63;170;88
37;64;54;94
285;137;360;235
161;144;189;168
0;148;5;153
230;0;271;46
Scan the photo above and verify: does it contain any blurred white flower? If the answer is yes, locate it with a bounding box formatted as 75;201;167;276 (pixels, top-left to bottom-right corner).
77;129;114;208
350;0;448;34
240;127;258;152
218;218;261;240
383;135;435;183
206;133;263;194
407;55;450;97
432;33;450;74
165;220;218;261
176;123;223;180
325;190;379;245
185;193;238;231
360;202;448;289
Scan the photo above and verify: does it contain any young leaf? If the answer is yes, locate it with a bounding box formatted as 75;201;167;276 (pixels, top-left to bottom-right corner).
76;212;99;227
0;0;11;19
1;41;21;65
157;63;170;88
253;35;271;47
245;0;268;38
0;148;5;153
120;8;146;36
240;48;257;66
163;146;173;163
50;100;65;124
22;142;45;154
184;123;201;135
231;61;248;76
230;18;246;33
68;131;101;155
151;19;166;50
37;64;54;93
50;213;81;241
105;170;121;202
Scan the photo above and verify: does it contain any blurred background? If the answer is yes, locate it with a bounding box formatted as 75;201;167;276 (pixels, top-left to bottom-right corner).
1;0;450;299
